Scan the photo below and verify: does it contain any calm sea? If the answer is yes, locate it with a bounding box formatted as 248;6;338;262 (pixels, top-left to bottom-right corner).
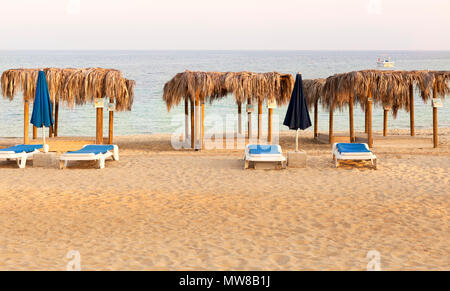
0;50;449;137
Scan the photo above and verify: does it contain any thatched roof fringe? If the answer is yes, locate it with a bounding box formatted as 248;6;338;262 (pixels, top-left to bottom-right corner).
304;70;450;117
163;71;294;111
1;68;135;111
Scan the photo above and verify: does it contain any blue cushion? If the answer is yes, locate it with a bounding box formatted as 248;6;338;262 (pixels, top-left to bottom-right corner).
0;144;43;153
248;145;280;155
336;143;371;153
67;145;114;155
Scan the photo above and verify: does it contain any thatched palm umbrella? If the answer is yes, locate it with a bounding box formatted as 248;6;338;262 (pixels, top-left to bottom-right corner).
317;70;449;148
163;71;294;149
1;68;135;145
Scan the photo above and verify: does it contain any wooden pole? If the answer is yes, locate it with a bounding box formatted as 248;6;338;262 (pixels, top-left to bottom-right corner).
54;98;59;137
108;97;114;145
409;84;415;136
364;106;368;133
349;96;354;142
24;101;29;145
314;99;318;138
258;100;262;141
96;107;103;144
238;103;242;135
201;100;205;149
268;107;273;143
433;82;438;148
33;126;37;140
383;109;388;137
49;100;54;137
329;108;333;144
185;98;189;144
190;99;195;149
195;92;200;150
247;98;252;140
368;92;373;148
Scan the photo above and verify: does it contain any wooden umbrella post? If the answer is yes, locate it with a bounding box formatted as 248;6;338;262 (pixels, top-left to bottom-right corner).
190;98;195;149
185;98;189;144
433;82;438;148
409;84;415;137
257;100;262;141
329;108;333;144
368;93;373;148
96;107;103;144
238;103;242;135
268;107;273;143
364;106;368;133
314;99;318;139
108;97;114;145
49;100;54;137
54;98;59;137
24;101;30;145
195;92;200;150
349;96;354;142
383;108;388;137
247;98;252;141
33;126;37;140
201;100;205;149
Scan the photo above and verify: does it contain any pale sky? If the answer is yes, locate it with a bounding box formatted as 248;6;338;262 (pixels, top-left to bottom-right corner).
0;0;449;50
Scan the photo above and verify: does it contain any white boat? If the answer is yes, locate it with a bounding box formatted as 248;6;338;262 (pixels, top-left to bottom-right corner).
377;56;395;68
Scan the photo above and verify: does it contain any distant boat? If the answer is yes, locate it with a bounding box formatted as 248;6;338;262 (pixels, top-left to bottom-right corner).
377;56;395;68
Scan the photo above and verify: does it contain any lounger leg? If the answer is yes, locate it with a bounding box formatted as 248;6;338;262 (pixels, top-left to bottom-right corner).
282;161;287;169
59;160;67;170
373;159;377;170
335;159;340;168
113;148;119;161
244;160;249;170
99;158;105;169
18;155;27;169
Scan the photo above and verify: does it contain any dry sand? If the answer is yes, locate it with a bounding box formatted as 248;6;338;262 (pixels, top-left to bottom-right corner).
0;128;448;270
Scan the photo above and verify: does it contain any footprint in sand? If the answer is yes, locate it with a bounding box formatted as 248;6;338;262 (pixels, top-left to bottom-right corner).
271;254;291;266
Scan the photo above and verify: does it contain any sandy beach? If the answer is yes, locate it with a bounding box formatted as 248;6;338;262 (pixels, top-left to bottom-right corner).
0;128;448;271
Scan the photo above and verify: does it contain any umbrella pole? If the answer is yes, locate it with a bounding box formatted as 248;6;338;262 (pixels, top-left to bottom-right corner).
257;100;262;141
42;127;47;153
24;101;30;145
295;129;299;152
268;108;273;143
433;81;438;148
409;84;415;136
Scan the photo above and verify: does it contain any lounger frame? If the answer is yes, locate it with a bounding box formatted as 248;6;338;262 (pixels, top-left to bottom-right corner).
0;145;47;169
59;145;119;169
244;145;287;170
332;143;377;169
0;149;40;169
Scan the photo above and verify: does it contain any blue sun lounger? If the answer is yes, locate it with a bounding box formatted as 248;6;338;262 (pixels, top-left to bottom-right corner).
59;145;119;169
0;144;47;168
244;144;287;169
332;143;377;169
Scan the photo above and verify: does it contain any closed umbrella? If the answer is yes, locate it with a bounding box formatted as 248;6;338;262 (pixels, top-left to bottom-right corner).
283;73;312;152
30;71;54;153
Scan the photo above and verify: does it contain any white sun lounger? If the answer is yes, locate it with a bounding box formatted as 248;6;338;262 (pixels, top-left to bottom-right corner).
244;144;287;169
59;145;119;169
332;143;377;169
0;144;48;169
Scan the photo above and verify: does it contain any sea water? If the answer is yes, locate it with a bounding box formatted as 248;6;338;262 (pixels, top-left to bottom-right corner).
0;50;448;137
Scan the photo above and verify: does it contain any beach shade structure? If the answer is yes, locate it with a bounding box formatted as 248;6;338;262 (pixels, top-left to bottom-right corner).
30;71;54;153
1;68;135;145
283;74;312;152
163;71;294;150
